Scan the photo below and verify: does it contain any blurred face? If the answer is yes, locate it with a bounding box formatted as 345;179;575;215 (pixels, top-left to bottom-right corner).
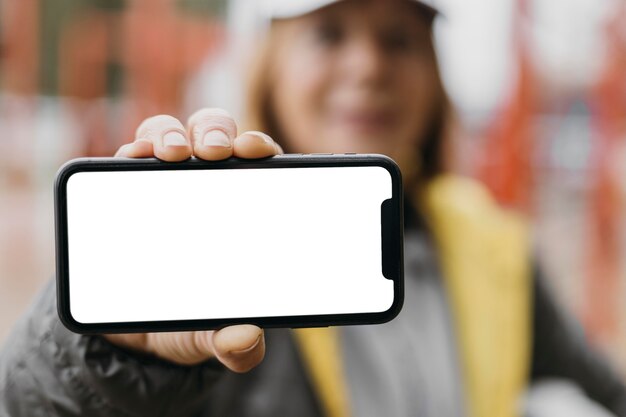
270;0;440;174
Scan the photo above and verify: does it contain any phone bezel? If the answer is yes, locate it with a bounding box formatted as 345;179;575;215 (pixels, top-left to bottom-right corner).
55;154;404;334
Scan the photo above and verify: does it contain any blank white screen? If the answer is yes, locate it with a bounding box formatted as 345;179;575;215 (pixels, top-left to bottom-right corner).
66;166;394;323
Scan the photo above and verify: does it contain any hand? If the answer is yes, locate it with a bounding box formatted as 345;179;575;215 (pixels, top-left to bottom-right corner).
106;108;282;372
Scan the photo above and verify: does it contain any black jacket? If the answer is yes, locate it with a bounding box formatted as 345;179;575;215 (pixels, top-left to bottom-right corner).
1;269;626;417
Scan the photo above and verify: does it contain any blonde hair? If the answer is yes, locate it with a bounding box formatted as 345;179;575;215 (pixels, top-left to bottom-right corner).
243;7;450;181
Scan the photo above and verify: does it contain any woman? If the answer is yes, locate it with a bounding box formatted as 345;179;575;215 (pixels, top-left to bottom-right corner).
1;1;625;416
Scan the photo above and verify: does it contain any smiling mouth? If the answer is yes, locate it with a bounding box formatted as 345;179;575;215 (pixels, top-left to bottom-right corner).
335;110;397;132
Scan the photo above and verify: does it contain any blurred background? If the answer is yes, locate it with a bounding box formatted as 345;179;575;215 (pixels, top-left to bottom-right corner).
0;0;625;375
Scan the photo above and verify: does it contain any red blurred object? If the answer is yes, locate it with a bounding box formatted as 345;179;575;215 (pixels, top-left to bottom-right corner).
56;0;225;156
583;3;626;346
0;0;39;94
477;0;536;211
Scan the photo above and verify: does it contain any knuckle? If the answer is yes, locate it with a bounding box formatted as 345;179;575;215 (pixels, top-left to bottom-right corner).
136;114;185;141
188;108;237;139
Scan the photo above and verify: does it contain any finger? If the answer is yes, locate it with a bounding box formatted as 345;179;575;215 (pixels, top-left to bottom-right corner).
143;331;217;366
135;115;192;162
187;108;237;161
233;131;282;159
103;333;148;351
139;325;265;370
114;138;154;158
212;325;265;373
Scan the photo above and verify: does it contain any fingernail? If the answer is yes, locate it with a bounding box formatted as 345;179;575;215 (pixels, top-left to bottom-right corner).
229;334;262;356
203;130;231;147
245;131;273;145
163;131;187;147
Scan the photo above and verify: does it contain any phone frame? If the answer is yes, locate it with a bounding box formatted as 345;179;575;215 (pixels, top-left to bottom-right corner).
55;154;404;334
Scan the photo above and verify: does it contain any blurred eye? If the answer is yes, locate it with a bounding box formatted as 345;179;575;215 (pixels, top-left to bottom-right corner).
381;28;413;51
380;24;430;56
310;20;344;47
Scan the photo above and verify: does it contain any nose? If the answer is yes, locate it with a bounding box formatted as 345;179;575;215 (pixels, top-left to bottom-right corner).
340;36;389;87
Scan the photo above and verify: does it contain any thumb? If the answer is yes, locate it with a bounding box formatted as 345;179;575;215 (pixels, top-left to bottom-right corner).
212;325;265;373
143;331;217;366
143;325;265;371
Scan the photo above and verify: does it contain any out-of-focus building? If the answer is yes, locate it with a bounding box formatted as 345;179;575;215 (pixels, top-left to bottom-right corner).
1;0;626;372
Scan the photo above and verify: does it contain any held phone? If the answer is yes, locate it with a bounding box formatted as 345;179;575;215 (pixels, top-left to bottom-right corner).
54;154;404;333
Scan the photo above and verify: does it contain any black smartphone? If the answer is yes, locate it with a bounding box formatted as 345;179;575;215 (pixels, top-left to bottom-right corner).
54;154;404;333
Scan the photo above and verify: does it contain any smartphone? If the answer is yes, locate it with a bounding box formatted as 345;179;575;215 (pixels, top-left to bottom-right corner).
54;154;404;333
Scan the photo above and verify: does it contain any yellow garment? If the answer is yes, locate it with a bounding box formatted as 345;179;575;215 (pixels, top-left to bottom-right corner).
294;174;531;417
294;327;351;417
421;175;531;417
